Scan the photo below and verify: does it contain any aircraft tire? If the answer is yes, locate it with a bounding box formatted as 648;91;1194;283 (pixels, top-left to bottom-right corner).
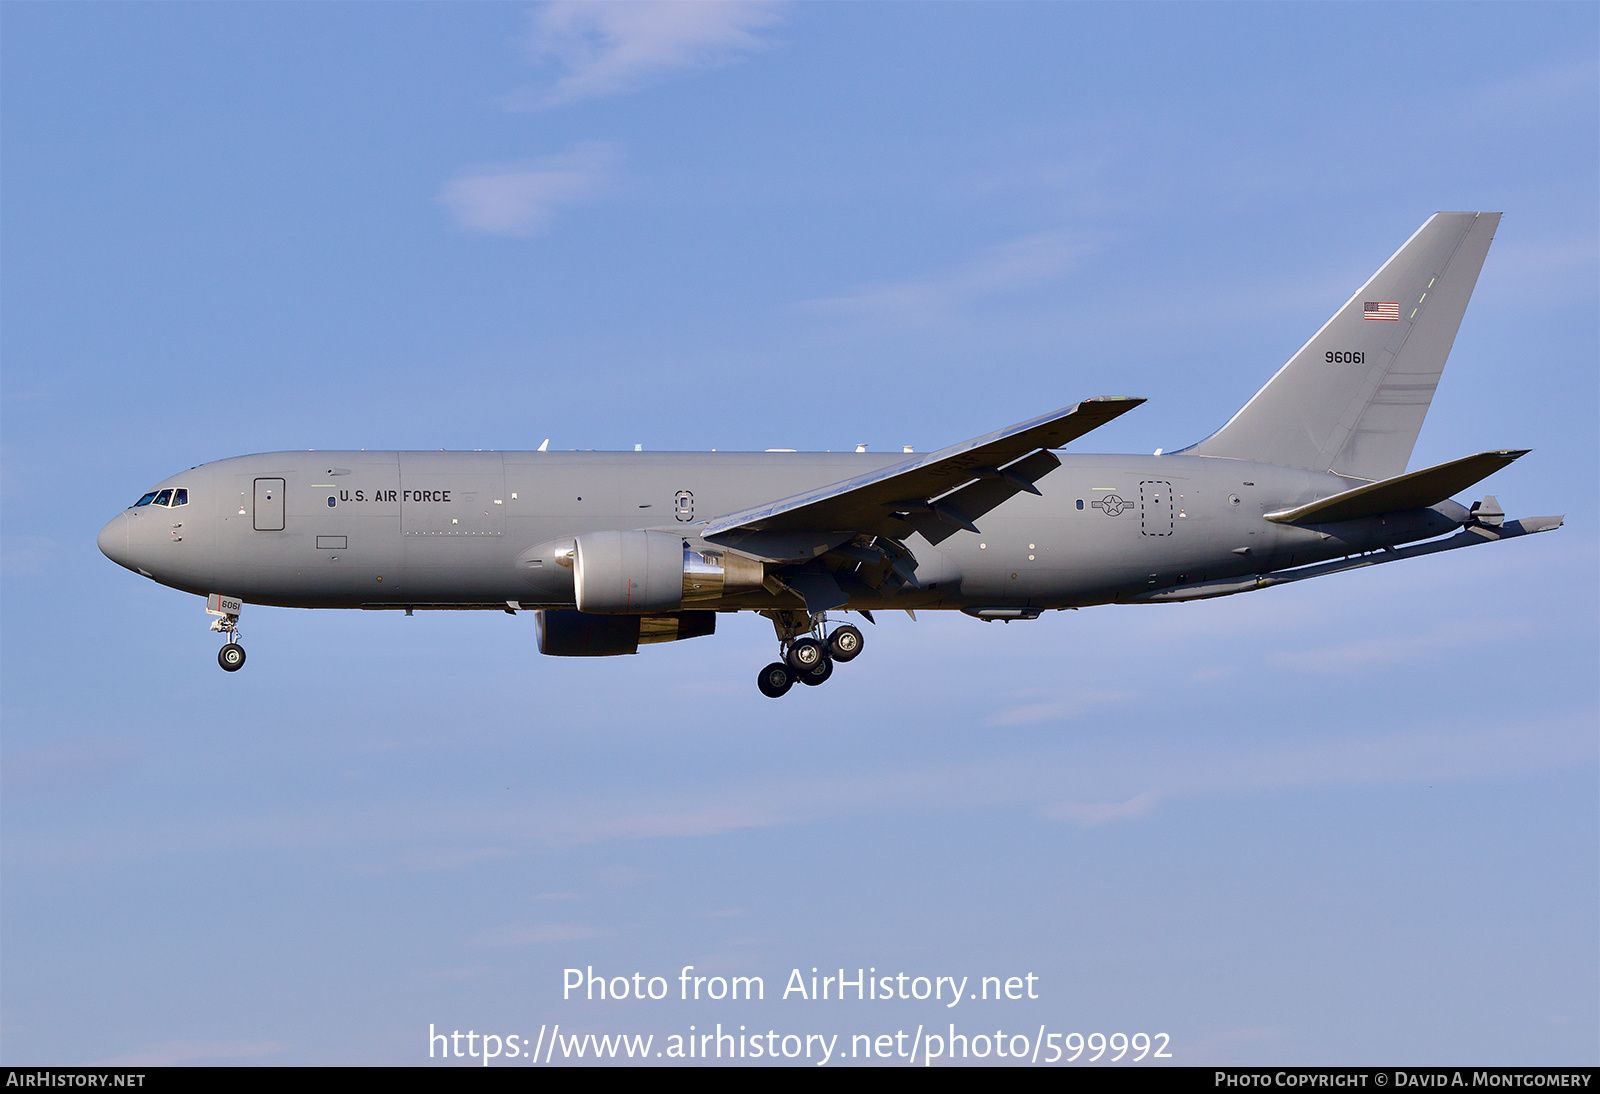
218;643;246;672
757;662;793;698
827;625;864;662
797;655;833;686
786;637;826;672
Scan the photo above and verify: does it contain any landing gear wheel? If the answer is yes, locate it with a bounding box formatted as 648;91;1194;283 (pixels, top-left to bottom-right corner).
827;624;864;662
218;643;246;672
787;636;826;672
797;655;833;686
757;662;793;698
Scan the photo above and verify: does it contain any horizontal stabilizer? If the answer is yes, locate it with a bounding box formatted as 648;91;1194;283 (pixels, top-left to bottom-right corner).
1125;510;1562;603
1265;450;1528;525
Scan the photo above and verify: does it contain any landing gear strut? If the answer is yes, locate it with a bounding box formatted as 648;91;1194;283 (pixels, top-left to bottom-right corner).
755;611;866;697
208;598;246;672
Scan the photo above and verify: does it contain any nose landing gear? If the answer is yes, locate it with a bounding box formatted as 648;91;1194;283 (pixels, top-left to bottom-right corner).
756;611;866;697
207;594;246;672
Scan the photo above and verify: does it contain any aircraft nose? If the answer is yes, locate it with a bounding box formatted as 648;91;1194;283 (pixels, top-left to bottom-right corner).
97;512;133;570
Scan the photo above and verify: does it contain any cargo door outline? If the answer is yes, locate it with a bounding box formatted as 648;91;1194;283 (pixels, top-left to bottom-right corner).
1140;480;1173;537
254;478;286;531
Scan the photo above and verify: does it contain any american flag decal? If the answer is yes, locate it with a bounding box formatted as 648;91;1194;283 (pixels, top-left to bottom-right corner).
1363;301;1400;320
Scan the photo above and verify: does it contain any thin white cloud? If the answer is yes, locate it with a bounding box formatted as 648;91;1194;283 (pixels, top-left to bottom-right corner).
11;708;1589;866
983;688;1134;727
439;142;619;237
434;966;497;982
3;737;143;796
798;232;1099;322
1041;790;1161;827
100;1041;284;1067
549;802;786;843
524;0;783;107
1264;626;1483;675
403;847;516;871
470;923;610;946
0;534;65;576
1465;56;1599;122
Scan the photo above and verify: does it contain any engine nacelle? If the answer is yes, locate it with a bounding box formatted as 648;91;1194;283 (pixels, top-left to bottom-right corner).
574;530;686;613
573;530;764;613
535;609;717;656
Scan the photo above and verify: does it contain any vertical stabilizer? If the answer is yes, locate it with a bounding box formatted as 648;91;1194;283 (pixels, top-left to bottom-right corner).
1186;212;1500;480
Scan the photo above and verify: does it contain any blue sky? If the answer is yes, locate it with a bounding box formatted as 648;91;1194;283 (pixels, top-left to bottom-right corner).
2;2;1595;1066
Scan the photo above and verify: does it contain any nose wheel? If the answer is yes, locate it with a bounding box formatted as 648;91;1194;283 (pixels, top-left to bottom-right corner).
756;611;867;696
209;605;246;672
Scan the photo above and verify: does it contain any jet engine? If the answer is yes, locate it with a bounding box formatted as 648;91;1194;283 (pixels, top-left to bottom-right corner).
535;609;716;656
571;530;764;613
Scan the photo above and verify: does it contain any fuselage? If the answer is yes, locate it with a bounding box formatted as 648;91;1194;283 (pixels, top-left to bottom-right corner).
96;449;1465;613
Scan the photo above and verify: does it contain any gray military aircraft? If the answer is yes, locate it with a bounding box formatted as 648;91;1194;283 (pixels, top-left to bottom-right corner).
99;211;1561;695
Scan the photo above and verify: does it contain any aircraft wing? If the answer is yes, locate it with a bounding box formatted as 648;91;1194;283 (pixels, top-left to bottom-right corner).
703;396;1144;561
1264;449;1529;525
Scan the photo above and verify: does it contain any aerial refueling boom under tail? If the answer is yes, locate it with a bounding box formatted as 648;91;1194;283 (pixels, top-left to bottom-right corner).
98;212;1563;695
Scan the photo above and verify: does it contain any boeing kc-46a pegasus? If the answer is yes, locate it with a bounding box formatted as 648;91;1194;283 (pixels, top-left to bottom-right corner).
99;212;1562;695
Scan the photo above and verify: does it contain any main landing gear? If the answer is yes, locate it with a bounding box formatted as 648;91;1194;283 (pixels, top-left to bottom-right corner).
755;612;866;698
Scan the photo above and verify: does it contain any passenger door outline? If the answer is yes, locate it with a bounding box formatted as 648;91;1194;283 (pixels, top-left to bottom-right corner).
1140;480;1173;537
254;478;285;531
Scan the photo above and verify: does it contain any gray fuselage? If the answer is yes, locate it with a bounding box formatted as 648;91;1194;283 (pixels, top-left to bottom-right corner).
96;450;1462;613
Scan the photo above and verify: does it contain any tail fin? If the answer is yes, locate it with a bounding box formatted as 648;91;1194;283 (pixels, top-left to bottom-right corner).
1186;212;1500;481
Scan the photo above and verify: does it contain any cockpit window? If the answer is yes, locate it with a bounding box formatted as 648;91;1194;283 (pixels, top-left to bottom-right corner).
132;487;189;507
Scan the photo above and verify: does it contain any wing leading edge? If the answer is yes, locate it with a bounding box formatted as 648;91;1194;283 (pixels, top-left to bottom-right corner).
703;396;1144;563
